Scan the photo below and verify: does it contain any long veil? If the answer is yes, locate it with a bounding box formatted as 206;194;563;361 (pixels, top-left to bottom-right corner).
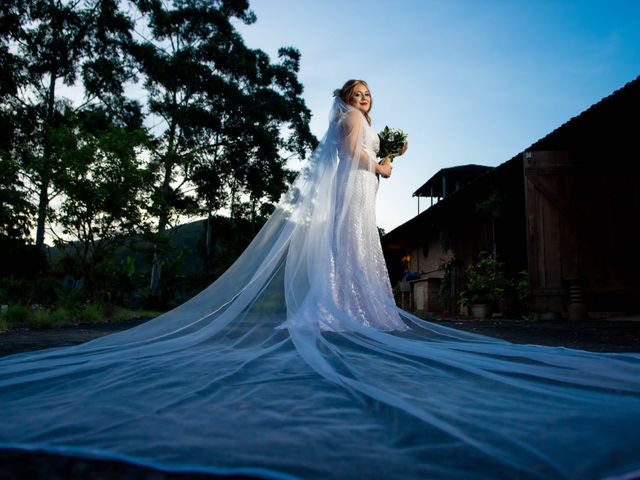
1;98;639;480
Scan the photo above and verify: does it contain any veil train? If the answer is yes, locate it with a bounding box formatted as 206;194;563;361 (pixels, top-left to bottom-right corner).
1;98;639;480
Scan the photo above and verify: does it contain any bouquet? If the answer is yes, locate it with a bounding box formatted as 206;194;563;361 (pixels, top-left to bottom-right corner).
378;126;408;165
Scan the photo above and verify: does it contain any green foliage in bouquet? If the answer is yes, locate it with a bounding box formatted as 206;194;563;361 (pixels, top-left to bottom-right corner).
378;126;408;161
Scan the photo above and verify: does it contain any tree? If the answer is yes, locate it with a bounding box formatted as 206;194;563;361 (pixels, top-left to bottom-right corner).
0;1;33;239
2;0;140;251
0;115;33;239
129;0;316;296
52;106;148;300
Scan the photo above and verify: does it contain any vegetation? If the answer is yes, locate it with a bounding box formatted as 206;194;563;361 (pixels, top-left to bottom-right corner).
456;252;532;318
515;270;530;311
0;302;158;331
459;252;513;309
0;0;315;325
438;258;460;313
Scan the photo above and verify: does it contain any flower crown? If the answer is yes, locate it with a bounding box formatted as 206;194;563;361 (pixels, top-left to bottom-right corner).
332;88;342;98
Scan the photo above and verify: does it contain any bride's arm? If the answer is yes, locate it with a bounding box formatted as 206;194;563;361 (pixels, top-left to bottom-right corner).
342;111;392;177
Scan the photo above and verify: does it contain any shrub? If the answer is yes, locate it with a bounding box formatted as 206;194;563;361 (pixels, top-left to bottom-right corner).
28;310;56;329
4;305;31;327
516;271;529;305
0;277;32;305
50;307;74;326
78;303;104;323
80;303;104;323
459;252;513;308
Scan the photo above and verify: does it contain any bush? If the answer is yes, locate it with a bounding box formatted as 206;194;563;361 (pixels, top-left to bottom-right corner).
4;305;31;327
0;277;32;305
50;307;74;326
0;275;72;308
0;236;47;279
516;271;529;306
0;315;7;332
80;303;104;323
459;252;513;309
28;309;56;329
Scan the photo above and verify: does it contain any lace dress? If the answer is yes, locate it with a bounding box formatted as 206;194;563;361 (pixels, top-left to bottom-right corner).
326;115;408;330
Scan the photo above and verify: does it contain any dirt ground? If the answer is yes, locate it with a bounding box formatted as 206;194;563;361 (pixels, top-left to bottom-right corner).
1;316;639;479
2;316;639;357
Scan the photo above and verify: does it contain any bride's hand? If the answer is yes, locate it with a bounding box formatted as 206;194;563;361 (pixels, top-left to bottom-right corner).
376;161;392;178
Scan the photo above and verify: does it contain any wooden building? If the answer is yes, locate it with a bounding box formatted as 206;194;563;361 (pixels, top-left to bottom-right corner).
382;75;640;320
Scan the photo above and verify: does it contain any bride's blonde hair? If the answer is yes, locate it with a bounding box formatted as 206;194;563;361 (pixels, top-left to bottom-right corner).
337;79;372;125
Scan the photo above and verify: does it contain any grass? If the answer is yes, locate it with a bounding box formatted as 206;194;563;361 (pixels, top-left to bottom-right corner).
81;304;103;323
108;308;159;322
2;305;31;327
0;304;160;331
29;309;58;329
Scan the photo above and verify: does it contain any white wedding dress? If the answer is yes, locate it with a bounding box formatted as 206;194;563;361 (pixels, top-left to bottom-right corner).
282;106;406;331
1;98;639;480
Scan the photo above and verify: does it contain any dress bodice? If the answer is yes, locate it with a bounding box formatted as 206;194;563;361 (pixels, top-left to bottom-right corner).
362;117;380;159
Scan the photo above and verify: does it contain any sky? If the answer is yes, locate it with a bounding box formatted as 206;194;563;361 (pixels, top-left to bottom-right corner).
234;0;640;233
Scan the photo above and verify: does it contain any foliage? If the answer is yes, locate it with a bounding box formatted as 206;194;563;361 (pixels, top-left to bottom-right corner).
1;0;140;251
29;308;58;329
377;126;408;159
0;301;159;330
51;107;149;299
3;305;31;326
49;307;73;325
0;0;315;309
128;0;316;295
80;303;104;323
515;270;530;307
0;275;56;306
438;258;462;312
0;236;47;279
459;252;513;308
0;151;33;239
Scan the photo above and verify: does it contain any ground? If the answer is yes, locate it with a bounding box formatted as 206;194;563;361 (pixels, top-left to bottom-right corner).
1;316;638;479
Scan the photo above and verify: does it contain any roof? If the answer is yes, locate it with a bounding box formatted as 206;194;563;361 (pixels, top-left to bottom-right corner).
383;155;522;249
525;74;640;154
383;74;640;248
412;164;493;198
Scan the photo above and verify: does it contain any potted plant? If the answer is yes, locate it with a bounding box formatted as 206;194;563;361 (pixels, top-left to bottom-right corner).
459;252;512;319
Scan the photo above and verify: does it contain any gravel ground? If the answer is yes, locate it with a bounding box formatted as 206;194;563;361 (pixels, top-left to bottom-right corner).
1;316;638;479
0;448;257;480
432;317;640;353
0;318;150;357
2;316;639;358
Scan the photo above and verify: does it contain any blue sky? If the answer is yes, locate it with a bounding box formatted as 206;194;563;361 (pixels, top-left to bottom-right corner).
236;0;640;232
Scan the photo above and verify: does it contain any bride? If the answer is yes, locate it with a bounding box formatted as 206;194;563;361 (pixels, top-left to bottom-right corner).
280;79;408;332
1;80;639;480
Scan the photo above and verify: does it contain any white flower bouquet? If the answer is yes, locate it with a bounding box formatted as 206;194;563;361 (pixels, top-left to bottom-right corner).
378;126;408;165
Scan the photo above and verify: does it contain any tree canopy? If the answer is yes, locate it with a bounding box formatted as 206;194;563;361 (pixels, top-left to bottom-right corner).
0;0;316;307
